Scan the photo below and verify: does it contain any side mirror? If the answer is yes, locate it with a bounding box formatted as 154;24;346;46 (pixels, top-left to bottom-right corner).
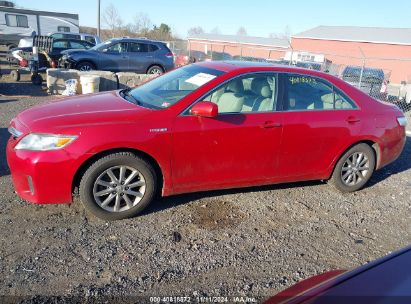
190;101;218;118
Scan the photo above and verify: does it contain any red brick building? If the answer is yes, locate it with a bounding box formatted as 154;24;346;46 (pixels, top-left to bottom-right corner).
187;33;290;60
188;26;411;84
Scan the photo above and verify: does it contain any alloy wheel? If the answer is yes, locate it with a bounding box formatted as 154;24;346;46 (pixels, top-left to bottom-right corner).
92;165;146;212
341;152;370;186
80;65;92;71
149;68;162;75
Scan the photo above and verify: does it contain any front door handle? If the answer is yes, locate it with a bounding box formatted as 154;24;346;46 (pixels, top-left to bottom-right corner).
261;121;282;128
346;116;361;123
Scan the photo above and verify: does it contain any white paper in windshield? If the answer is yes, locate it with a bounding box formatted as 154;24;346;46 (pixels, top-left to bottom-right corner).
185;73;216;87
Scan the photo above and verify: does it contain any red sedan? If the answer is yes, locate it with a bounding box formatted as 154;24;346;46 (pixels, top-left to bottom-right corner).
6;61;407;220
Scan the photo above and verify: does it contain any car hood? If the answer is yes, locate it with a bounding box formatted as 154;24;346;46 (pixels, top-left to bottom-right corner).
61;49;96;56
15;91;153;133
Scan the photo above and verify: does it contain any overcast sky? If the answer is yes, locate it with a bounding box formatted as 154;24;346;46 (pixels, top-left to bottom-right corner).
13;0;411;38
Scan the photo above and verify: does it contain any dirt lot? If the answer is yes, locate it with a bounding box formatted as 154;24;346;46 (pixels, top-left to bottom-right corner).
0;74;411;303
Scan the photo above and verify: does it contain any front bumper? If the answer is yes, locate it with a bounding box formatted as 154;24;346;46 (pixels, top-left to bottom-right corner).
6;135;82;204
58;57;77;69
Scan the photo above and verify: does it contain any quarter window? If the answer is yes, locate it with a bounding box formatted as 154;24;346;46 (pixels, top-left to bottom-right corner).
6;14;28;27
149;44;159;52
285;74;357;111
203;74;278;114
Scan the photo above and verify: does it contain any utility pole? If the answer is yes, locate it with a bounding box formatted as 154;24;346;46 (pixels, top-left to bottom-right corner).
97;0;101;37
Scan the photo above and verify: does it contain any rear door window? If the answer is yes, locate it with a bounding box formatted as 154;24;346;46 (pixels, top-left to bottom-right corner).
284;74;357;111
128;43;149;53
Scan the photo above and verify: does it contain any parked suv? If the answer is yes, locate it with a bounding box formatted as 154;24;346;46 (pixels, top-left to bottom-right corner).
59;38;175;74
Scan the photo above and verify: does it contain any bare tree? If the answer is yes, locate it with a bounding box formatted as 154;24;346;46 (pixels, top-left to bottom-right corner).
269;26;292;40
187;26;205;37
236;26;247;36
210;27;221;35
132;12;152;35
103;3;123;38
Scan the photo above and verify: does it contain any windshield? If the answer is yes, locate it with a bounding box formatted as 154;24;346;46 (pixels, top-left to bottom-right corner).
90;39;116;51
127;65;225;109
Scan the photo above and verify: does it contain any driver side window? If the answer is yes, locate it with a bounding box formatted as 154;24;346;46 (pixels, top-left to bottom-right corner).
203;73;278;114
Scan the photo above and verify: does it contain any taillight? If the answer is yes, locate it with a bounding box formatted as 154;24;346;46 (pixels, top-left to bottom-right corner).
165;52;173;58
19;59;28;67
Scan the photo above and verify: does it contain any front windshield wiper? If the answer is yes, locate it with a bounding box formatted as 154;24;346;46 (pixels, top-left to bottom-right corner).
120;89;141;105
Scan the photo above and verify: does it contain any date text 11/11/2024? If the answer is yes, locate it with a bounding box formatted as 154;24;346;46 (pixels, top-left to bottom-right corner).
149;296;257;303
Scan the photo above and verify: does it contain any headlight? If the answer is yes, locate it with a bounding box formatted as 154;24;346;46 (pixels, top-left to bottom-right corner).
15;134;77;151
397;116;407;127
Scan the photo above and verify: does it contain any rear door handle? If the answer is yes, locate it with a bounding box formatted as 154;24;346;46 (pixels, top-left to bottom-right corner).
346;116;361;123
261;121;282;128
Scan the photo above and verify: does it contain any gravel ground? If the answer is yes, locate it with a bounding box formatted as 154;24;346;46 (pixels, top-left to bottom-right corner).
0;74;410;303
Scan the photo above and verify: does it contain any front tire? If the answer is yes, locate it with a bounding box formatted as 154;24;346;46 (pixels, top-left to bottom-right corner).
31;74;43;85
76;61;96;72
79;152;157;220
329;143;375;192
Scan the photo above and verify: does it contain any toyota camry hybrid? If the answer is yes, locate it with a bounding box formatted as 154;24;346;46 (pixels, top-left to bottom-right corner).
6;61;407;220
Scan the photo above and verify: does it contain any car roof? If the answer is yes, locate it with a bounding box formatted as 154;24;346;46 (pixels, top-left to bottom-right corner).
195;60;334;76
108;37;165;44
54;38;92;43
48;32;97;37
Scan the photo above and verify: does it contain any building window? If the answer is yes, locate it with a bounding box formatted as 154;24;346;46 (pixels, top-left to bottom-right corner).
57;26;70;33
6;14;28;28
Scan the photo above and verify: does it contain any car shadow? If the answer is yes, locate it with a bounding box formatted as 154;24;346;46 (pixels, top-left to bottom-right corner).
0;79;48;97
368;135;411;186
0;128;10;177
0;98;18;104
143;136;411;216
142;180;322;216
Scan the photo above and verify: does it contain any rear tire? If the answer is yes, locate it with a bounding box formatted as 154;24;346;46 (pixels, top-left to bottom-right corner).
147;65;164;75
329;143;375;192
79;152;157;220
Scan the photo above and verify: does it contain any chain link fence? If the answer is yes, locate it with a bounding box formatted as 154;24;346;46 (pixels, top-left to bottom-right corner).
168;40;411;117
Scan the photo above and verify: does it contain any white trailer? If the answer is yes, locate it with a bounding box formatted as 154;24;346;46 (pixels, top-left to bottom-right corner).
0;1;79;49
